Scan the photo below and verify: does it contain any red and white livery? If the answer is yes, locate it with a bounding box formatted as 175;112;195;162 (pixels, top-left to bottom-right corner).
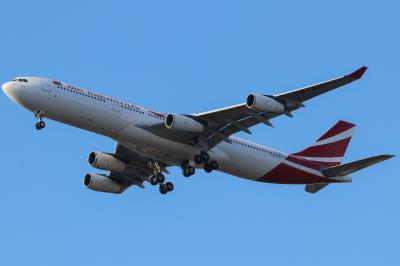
2;66;394;194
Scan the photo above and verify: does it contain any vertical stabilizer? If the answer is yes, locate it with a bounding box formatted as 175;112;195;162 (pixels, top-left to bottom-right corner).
292;121;356;167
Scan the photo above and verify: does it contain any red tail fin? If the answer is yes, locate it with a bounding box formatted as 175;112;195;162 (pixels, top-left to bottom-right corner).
292;121;356;167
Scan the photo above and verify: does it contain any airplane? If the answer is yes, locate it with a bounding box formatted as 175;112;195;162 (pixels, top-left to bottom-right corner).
2;66;394;195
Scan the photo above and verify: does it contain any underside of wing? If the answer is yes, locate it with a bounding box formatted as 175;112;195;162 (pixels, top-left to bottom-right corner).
136;66;367;150
192;66;368;148
85;143;170;193
275;66;367;103
112;142;170;183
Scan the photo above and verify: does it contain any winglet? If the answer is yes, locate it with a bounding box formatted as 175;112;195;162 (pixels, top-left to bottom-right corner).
348;66;368;80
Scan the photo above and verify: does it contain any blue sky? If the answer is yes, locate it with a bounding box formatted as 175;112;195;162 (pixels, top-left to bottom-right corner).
0;0;399;265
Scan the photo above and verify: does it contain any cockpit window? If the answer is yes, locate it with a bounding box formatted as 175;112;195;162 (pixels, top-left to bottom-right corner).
12;78;28;82
52;80;62;86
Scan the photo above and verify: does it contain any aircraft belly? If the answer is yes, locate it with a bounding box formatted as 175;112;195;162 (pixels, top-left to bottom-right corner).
116;124;201;164
217;142;281;180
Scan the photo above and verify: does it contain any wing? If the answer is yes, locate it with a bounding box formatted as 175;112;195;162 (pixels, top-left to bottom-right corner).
107;142;169;189
141;66;367;149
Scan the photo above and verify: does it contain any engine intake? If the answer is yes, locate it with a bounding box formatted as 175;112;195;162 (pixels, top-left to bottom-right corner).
88;152;126;172
165;114;204;133
246;93;285;113
83;173;123;193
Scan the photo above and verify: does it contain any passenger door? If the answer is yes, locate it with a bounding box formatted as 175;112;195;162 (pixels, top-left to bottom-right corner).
112;101;121;113
41;80;52;92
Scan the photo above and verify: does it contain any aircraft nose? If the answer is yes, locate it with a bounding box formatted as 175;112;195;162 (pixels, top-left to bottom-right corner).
2;82;14;96
2;81;25;105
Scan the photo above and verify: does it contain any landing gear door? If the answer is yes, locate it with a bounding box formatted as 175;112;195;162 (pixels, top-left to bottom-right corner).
41;80;52;92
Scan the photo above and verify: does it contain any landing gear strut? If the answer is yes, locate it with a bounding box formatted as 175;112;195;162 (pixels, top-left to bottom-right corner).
34;111;45;130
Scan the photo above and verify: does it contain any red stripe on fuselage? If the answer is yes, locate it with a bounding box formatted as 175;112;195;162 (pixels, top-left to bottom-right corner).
149;110;166;118
286;155;322;170
257;163;329;184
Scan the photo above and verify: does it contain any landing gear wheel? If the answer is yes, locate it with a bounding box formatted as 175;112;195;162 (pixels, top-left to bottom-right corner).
35;121;45;130
166;182;174;192
156;173;165;183
150;175;158;186
194;154;203;164
182;165;195;177
159;184;168;194
183;169;191;177
200;151;210;162
210;160;219;170
188;166;195;175
204;163;213;173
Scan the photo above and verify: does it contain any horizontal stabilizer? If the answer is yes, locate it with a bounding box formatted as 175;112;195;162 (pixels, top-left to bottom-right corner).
305;183;329;193
322;154;394;177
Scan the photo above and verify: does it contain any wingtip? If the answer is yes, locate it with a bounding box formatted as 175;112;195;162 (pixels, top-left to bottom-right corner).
376;154;395;162
384;154;395;159
348;66;368;79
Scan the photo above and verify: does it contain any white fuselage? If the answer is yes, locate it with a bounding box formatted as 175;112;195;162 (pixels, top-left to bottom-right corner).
2;77;292;182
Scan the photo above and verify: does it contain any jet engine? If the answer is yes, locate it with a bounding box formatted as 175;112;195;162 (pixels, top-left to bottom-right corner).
83;173;123;193
165;114;204;133
88;152;126;172
246;93;285;113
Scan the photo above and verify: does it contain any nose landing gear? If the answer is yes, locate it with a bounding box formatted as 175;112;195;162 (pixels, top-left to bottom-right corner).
34;111;46;130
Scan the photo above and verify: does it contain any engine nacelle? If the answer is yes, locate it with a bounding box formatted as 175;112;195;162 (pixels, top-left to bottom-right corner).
83;173;123;193
246;93;285;113
165;114;204;133
88;152;126;172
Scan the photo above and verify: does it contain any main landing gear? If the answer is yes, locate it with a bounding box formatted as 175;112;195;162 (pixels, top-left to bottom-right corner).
150;172;174;195
34;111;46;130
149;161;174;195
204;160;219;173
198;151;219;173
181;151;219;177
181;162;196;177
150;152;220;193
